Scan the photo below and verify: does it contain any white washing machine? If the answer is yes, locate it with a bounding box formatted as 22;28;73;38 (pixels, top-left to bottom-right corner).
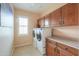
36;28;52;55
33;29;37;48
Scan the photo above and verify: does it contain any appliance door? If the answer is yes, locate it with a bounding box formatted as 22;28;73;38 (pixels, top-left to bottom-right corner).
33;29;35;39
33;29;37;48
36;28;42;41
36;28;45;55
36;32;42;41
37;41;44;55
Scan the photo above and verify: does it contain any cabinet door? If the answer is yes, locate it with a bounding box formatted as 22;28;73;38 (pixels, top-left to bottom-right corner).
46;42;52;56
55;47;60;56
37;19;40;28
37;18;44;27
38;18;45;27
57;47;74;56
62;4;78;26
50;8;62;27
78;4;79;25
46;40;56;56
1;3;13;27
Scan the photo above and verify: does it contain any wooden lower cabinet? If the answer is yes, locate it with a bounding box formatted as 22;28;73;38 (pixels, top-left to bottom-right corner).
46;40;60;56
46;39;56;56
57;47;74;56
46;42;55;56
46;38;78;56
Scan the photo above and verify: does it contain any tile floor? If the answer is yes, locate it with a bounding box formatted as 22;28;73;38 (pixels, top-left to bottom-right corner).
13;45;42;56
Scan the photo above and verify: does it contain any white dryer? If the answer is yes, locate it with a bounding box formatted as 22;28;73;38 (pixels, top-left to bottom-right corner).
36;28;52;55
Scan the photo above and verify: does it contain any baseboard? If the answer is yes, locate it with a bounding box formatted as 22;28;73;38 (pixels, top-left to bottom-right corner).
14;43;32;48
11;47;15;56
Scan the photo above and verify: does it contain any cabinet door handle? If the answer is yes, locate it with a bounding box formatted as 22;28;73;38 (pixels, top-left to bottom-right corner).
62;20;64;25
59;20;62;25
54;47;57;52
65;48;68;50
57;49;60;53
59;21;61;25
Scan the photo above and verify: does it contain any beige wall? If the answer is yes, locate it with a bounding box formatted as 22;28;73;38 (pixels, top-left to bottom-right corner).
13;3;67;47
14;7;40;47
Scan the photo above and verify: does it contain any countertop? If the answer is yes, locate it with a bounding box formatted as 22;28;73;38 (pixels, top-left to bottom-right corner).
46;36;79;50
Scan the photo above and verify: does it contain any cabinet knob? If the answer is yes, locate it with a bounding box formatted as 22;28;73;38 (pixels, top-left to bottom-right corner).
59;21;62;25
65;48;68;50
62;20;64;25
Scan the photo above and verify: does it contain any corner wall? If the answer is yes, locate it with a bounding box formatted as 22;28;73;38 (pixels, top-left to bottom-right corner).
14;7;40;47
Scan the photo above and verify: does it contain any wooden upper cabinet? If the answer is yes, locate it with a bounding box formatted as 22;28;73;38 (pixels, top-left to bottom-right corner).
37;17;45;28
37;3;79;28
37;15;51;28
40;18;45;27
78;4;79;25
37;19;40;28
50;8;62;27
62;3;78;26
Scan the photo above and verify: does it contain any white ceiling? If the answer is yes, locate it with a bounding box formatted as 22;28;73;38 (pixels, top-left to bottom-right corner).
13;3;66;15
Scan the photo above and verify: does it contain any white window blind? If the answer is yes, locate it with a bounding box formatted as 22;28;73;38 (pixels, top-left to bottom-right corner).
19;17;28;35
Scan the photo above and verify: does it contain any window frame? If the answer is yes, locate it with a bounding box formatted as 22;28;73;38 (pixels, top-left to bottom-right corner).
18;16;28;35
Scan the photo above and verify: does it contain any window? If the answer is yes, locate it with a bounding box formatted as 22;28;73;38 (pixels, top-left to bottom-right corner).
19;17;28;35
45;19;49;27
